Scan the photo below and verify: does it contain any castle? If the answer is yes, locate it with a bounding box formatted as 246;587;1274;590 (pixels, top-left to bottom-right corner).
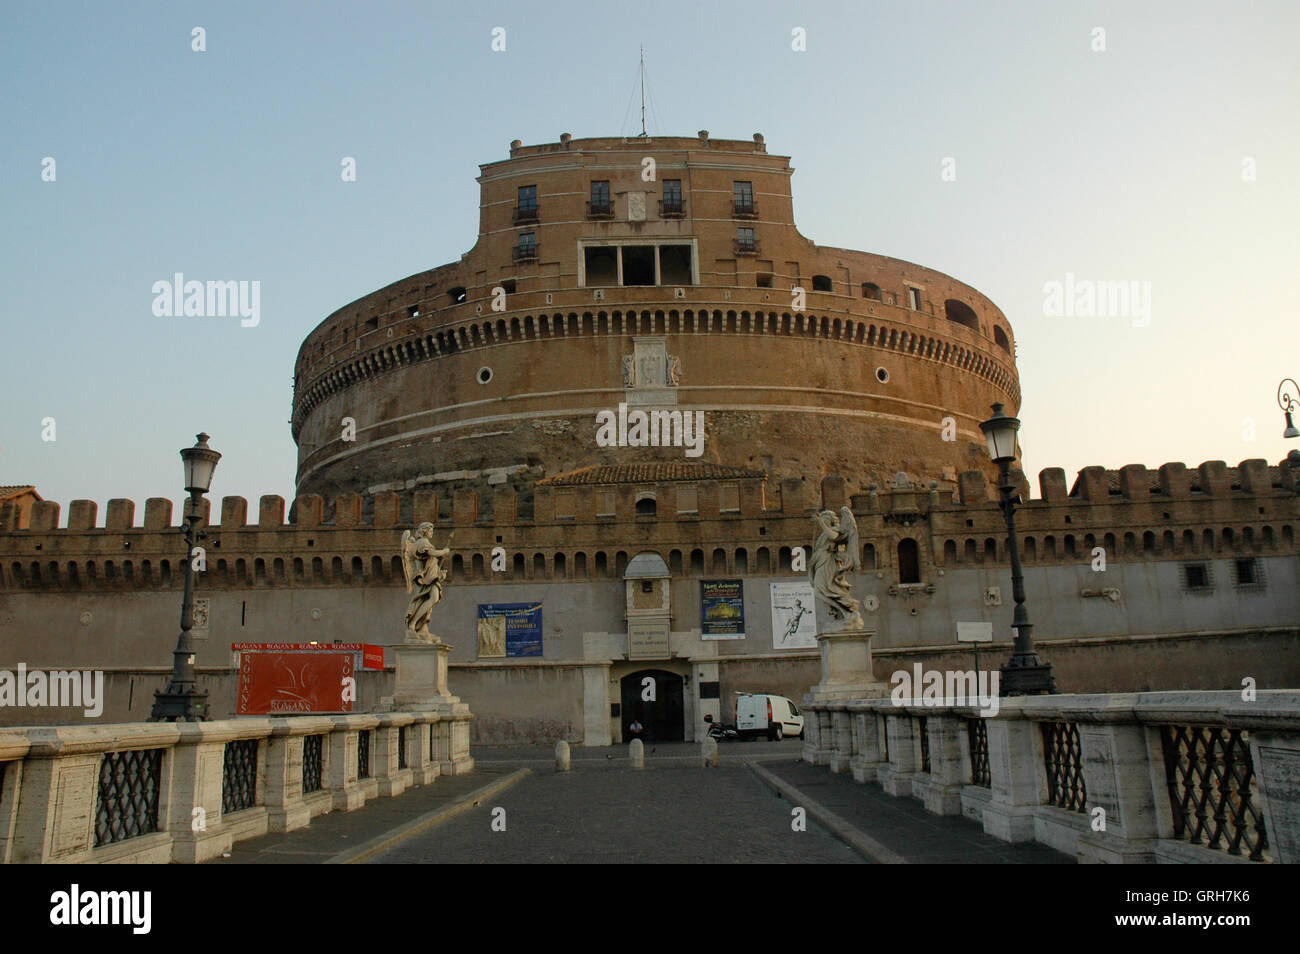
1;134;1297;743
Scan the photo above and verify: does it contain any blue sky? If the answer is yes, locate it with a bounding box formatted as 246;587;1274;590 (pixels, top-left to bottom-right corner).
3;1;1298;517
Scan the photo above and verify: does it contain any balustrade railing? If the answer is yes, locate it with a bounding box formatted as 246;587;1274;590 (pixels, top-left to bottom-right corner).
358;729;371;780
1161;725;1269;862
222;738;258;815
800;691;1297;864
302;734;324;793
0;710;467;864
966;718;990;788
1041;721;1087;813
95;748;163;847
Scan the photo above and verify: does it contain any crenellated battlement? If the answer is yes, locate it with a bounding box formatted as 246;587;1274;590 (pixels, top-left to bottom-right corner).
1;459;1295;593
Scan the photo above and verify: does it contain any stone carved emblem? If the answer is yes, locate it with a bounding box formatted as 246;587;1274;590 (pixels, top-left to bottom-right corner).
191;598;209;631
667;354;681;386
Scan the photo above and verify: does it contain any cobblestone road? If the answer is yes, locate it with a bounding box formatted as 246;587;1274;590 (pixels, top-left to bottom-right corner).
372;762;864;864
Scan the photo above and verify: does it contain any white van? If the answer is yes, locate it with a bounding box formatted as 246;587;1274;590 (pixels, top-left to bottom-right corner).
735;693;805;741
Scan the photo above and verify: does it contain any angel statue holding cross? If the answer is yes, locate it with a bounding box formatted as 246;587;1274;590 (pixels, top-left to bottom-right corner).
401;523;453;642
809;506;863;631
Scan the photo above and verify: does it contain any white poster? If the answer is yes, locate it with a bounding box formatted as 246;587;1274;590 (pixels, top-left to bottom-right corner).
770;581;818;649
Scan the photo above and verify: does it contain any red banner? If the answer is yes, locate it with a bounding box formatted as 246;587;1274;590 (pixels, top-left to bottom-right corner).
361;645;385;670
236;650;355;714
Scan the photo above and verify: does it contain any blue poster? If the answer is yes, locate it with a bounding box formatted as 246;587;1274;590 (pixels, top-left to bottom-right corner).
477;602;543;657
700;579;745;640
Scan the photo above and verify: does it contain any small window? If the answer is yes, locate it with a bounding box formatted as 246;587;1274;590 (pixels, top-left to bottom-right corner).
733;181;755;215
1184;563;1210;590
1234;558;1260;587
513;232;537;262
514;185;538;223
554;491;575;518
364;316;379;331
908;287;922;311
589;181;612;216
641;580;654;594
994;325;1011;352
945;298;980;330
448;287;467;304
862;282;882;301
756;273;773;288
875;367;890;383
662;179;683;215
500;279;516;294
736;227;757;253
812;275;832;292
635;497;657;517
406;305;419;318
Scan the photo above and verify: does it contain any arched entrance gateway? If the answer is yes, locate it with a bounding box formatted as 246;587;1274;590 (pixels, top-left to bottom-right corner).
620;669;685;742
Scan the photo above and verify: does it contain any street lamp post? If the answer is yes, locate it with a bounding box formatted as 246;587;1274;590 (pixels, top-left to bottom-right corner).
1281;379;1300;490
1279;378;1300;440
979;403;1055;696
150;433;221;722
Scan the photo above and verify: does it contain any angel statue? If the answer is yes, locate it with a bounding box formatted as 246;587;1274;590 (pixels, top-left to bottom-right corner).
809;507;863;630
401;523;453;642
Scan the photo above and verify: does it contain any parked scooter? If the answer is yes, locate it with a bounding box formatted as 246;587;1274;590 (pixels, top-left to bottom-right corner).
703;713;740;742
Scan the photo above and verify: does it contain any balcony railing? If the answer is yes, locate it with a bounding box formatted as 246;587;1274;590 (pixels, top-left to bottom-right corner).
512;243;538;262
734;238;760;255
587;200;614;219
732;200;758;218
659;199;685;218
512;204;539;224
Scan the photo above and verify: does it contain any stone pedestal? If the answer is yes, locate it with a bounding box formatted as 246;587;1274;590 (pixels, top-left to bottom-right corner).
382;639;456;708
804;629;890;704
378;637;475;775
803;629;887;766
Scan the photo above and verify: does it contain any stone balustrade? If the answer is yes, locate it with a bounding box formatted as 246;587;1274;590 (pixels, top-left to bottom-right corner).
0;709;472;864
800;690;1299;864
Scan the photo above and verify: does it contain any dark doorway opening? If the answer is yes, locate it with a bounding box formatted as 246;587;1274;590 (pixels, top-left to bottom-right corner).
620;669;684;742
621;246;656;286
898;538;921;584
660;245;692;285
585;246;617;286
